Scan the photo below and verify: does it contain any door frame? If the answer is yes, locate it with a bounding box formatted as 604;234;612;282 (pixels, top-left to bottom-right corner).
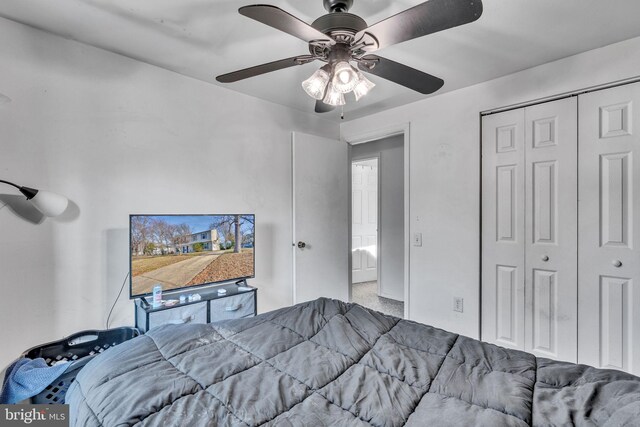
344;123;410;319
350;155;381;294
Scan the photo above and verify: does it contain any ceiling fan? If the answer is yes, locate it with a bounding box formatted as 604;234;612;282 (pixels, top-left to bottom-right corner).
216;0;483;113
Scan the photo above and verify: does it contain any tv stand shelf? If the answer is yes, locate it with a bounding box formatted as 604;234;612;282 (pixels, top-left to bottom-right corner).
135;283;257;333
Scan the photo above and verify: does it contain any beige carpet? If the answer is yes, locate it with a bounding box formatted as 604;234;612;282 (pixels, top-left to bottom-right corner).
352;281;403;318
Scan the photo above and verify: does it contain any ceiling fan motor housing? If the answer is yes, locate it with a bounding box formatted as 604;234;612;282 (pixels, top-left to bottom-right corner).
310;13;367;59
311;13;367;34
323;0;353;13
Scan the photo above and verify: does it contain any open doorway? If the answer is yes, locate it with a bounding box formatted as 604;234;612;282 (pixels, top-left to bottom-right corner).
350;134;405;317
352;158;379;284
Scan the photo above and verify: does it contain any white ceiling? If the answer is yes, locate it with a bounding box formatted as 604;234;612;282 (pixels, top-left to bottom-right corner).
1;0;640;121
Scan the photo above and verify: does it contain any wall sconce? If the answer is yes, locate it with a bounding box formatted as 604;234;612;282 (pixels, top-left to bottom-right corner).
0;180;68;217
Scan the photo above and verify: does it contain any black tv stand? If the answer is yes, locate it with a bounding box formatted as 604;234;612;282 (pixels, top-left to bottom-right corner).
139;296;151;308
135;283;257;332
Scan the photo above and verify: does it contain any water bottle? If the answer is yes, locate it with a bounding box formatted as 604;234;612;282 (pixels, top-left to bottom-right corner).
152;284;162;308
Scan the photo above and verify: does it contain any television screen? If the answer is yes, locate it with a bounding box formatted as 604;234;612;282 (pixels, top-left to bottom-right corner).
129;214;255;298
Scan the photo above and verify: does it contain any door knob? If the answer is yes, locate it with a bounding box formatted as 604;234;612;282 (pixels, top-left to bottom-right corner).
541;255;549;262
613;260;623;268
297;241;306;249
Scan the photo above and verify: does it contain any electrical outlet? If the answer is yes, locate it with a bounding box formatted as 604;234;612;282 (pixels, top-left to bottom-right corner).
453;297;464;313
413;232;422;247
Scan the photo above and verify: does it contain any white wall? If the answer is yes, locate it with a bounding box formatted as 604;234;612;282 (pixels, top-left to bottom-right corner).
3;15;640;370
0;17;337;368
341;36;640;339
351;135;404;301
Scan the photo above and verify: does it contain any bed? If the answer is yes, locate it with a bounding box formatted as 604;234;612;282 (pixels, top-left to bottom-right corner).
67;298;640;426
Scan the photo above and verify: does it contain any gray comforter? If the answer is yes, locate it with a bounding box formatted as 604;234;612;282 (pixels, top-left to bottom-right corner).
67;298;640;426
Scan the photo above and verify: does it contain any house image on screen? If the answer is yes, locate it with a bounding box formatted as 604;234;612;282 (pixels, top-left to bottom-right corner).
177;229;220;253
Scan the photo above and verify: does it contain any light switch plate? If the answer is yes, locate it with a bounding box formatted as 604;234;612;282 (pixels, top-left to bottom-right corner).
453;297;464;313
413;232;422;247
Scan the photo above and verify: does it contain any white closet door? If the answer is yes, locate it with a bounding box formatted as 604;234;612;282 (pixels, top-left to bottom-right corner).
578;82;640;374
524;98;578;362
482;109;526;351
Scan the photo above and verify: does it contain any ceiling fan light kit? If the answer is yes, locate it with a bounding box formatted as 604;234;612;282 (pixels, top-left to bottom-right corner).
323;82;346;106
302;65;331;100
331;61;359;93
217;0;483;113
353;72;375;101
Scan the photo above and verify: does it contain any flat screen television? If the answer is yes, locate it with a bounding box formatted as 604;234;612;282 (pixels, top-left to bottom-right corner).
129;214;255;298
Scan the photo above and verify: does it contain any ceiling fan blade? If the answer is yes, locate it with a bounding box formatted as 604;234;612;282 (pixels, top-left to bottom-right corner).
315;100;336;113
239;5;334;45
216;56;312;83
358;55;444;94
355;0;482;52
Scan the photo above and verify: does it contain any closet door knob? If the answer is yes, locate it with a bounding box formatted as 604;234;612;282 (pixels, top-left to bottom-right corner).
541;255;549;262
613;260;623;268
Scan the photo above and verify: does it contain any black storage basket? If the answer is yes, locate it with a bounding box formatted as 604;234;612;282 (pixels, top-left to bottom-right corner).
21;327;139;404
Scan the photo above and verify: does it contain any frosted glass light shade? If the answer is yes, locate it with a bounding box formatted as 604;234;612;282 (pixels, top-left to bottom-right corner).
29;190;69;217
322;82;346;106
353;72;376;101
302;68;330;100
332;61;358;93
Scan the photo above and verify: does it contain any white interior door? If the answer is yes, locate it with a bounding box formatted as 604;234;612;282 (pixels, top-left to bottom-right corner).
578;82;640;374
293;132;349;303
524;97;577;362
352;159;378;284
481;109;526;351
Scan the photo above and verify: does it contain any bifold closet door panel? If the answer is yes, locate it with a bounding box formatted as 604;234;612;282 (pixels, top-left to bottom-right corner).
524;98;578;362
481;109;526;351
578;82;640;374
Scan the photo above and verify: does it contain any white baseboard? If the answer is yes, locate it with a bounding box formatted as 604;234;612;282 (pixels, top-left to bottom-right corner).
378;291;404;302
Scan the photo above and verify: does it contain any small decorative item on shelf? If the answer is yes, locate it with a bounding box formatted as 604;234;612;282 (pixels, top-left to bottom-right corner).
152;284;162;308
187;294;202;302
